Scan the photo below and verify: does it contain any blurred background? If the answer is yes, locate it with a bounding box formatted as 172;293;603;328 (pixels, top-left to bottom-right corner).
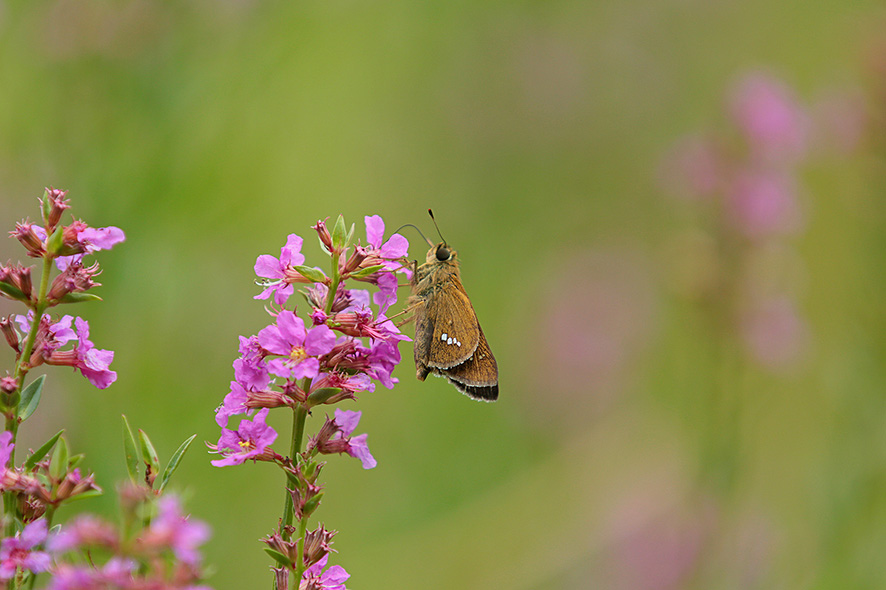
1;0;885;588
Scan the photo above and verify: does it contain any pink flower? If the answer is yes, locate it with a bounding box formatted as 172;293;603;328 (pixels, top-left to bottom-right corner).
726;170;802;239
142;496;211;566
729;72;808;164
254;234;306;305
300;553;350;590
0;519;51;581
211;409;278;467
259;311;336;380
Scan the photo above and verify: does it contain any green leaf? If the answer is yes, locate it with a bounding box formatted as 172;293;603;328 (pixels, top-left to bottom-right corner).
302;492;324;517
346;222;356;247
0;281;27;302
46;225;65;256
348;264;385;279
263;548;294;568
18;374;46;421
158;434;197;492
332;214;347;250
138;430;160;478
63;489;103;504
122;415;140;483
57;292;103;304
49;436;69;480
68;453;85;470
292;265;327;283
41;188;52;221
306;387;341;406
24;429;64;470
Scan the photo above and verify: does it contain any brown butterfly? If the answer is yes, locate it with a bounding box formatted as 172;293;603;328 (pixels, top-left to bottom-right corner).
408;213;498;401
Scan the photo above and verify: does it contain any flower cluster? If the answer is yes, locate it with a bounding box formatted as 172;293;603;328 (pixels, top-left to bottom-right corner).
0;188;123;390
210;214;409;589
46;494;211;590
0;431;101;520
659;71;823;369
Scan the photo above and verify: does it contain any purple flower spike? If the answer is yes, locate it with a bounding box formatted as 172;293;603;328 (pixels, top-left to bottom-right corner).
0;519;51;582
211;409;278;467
147;496;211;566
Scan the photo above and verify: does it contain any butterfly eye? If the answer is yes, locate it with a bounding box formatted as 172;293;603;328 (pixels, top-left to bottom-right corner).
435;246;450;261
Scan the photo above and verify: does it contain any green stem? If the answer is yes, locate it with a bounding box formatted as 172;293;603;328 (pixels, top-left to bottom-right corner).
3;256;53;541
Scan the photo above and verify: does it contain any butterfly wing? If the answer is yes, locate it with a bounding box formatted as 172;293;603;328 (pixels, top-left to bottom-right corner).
442;324;498;401
421;274;481;369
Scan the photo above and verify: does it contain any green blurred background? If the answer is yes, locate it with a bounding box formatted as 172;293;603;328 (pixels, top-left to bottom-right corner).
1;0;885;588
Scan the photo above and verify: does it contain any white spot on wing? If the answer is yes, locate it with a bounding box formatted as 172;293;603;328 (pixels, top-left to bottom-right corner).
441;333;447;341
447;337;453;344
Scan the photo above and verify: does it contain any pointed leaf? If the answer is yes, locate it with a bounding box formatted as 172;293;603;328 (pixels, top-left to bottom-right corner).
58;292;103;304
64;489;103;504
264;548;294;568
46;225;65;256
23;429;64;471
158;434;197;492
348;264;385;279
0;281;27;302
332;215;347;250
68;453;85;470
292;265;327;283
18;374;46;421
49;436;69;480
122;415;140;483
138;430;160;474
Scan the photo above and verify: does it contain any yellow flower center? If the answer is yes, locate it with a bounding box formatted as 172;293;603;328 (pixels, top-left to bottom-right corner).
290;346;308;363
238;440;254;451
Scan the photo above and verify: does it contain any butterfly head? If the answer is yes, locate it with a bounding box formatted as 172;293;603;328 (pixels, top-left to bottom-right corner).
426;241;457;264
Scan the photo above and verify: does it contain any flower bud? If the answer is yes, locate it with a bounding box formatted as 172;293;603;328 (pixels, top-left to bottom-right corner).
312;218;334;254
42;188;71;232
302;525;336;569
1;373;18;394
11;222;46;258
0;317;20;352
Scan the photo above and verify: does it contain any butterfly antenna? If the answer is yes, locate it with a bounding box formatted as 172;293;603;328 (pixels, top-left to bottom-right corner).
393;223;433;247
428;209;447;245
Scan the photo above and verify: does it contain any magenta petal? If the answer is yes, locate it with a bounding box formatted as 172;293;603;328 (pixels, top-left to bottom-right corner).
258;325;289;356
276;311;306;345
280;234;306;266
254;254;283;279
305;325;336;356
273;283;294;306
21;519;47;547
380;233;408;258
364;215;385;249
322;565;350;584
347;433;376;469
292;357;320;380
334;409;362;436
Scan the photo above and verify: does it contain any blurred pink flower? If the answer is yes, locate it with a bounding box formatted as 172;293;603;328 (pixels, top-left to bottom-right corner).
726;170;803;239
740;296;807;368
729;72;809;164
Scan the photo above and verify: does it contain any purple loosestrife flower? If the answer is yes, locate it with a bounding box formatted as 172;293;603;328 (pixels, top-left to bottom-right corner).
300;553;350;590
729;72;808;165
234;335;270;391
13;314;117;388
259;311;336;380
254;234;308;305
0;519;52;582
141;496;211;566
364;215;409;265
211;408;279;467
310;410;376;469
